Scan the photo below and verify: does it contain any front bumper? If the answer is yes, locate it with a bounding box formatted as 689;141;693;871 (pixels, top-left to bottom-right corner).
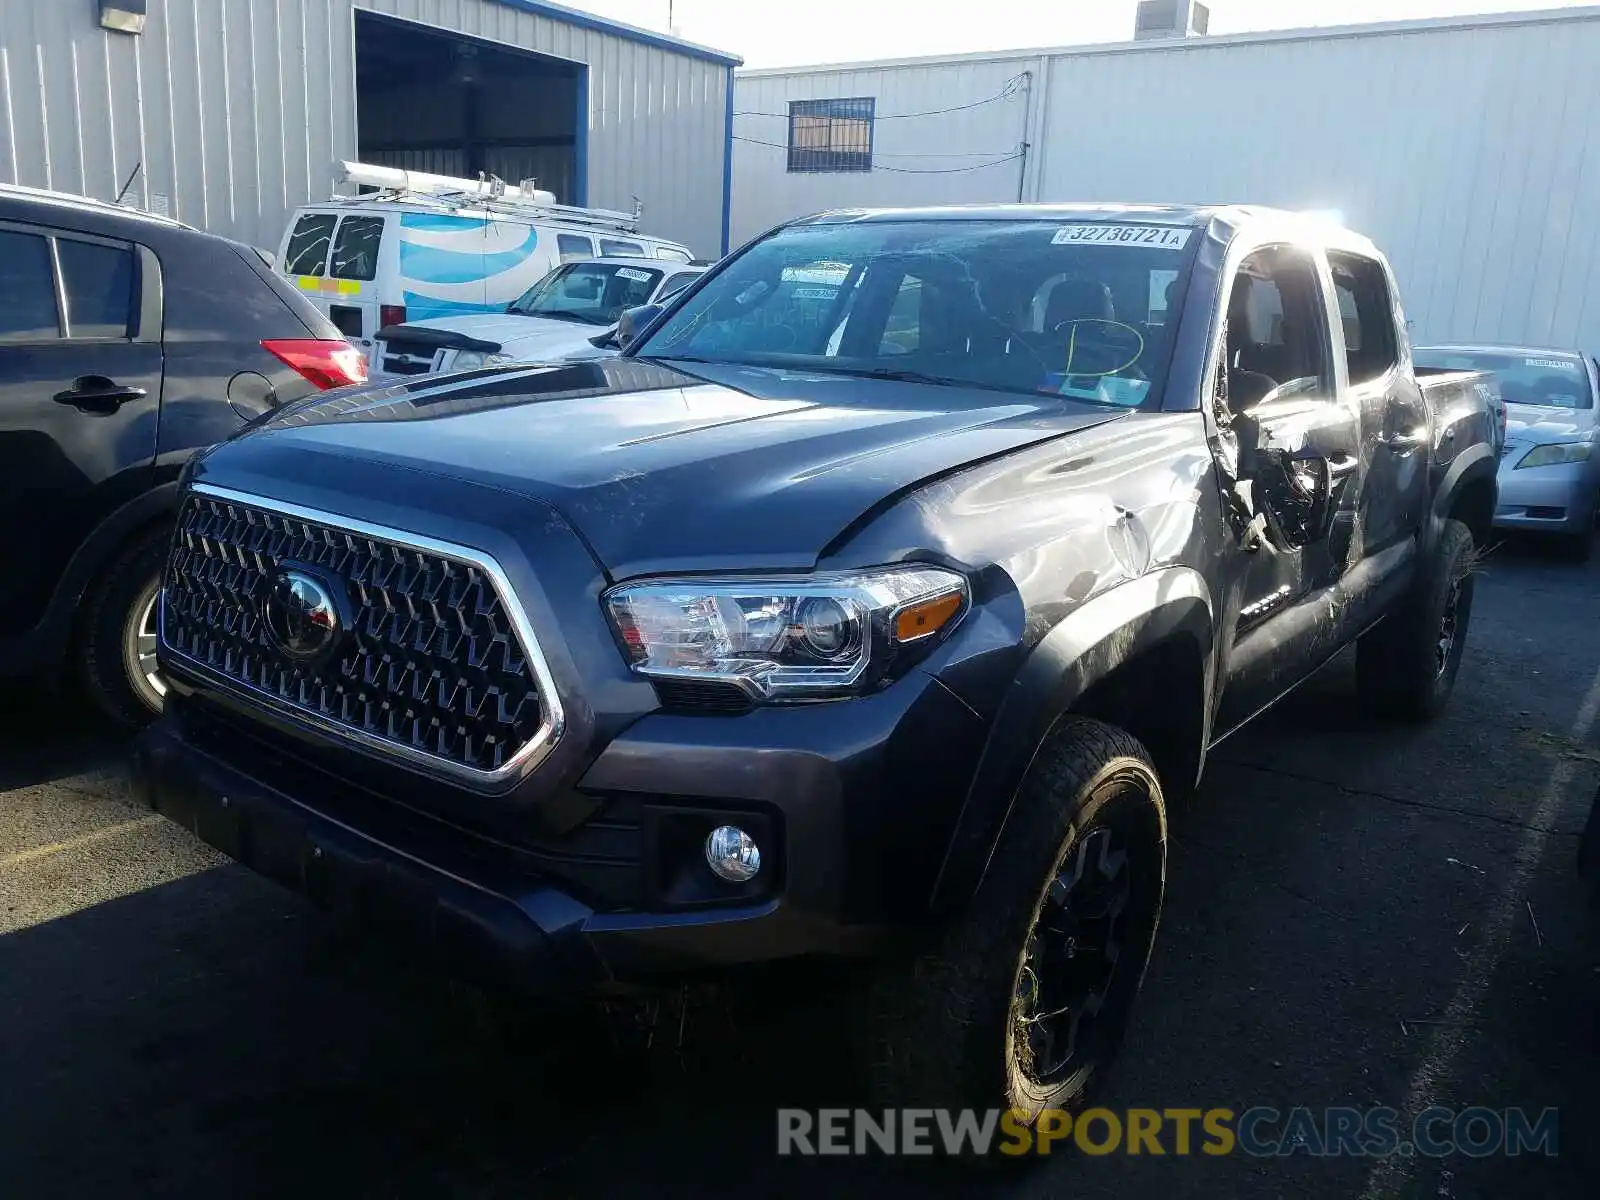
133;666;988;995
1492;456;1598;533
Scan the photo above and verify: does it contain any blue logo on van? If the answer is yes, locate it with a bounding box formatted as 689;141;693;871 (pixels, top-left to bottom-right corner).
398;227;539;285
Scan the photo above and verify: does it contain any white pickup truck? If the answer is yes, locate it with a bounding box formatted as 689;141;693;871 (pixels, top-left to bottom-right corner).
371;257;706;377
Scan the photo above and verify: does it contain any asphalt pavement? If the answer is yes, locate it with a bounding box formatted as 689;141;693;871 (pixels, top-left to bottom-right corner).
2;536;1597;1199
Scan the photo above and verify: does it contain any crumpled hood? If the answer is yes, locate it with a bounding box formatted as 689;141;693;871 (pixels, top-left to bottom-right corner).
200;358;1127;579
1505;404;1598;444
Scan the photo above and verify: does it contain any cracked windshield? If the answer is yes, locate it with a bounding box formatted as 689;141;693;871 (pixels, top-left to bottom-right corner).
637;219;1195;406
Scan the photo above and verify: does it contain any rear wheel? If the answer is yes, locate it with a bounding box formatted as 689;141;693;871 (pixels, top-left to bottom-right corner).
78;529;169;728
851;718;1167;1157
1356;518;1476;721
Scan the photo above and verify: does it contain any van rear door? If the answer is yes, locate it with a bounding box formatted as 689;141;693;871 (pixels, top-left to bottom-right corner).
323;213;386;352
278;209;389;354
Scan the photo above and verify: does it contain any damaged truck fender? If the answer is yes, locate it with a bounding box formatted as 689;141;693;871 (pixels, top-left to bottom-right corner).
929;566;1214;913
1425;437;1499;554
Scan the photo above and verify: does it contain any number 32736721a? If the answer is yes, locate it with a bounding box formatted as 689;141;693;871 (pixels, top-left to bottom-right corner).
1051;224;1193;250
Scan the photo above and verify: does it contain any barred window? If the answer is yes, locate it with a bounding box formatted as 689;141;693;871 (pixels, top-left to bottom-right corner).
787;98;875;173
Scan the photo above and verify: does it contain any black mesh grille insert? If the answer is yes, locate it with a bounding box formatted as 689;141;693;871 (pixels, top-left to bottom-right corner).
160;492;548;776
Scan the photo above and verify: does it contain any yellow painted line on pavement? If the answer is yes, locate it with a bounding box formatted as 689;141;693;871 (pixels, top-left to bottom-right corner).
0;814;166;870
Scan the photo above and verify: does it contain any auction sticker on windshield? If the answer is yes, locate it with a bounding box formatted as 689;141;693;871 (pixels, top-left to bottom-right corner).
1525;357;1578;371
1052;225;1193;249
616;267;654;282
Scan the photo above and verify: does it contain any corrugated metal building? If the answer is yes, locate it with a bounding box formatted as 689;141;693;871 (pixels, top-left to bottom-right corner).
0;0;739;257
733;6;1600;350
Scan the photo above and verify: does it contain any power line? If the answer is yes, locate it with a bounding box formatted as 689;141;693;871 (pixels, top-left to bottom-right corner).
732;135;1023;174
732;134;1021;159
733;75;1028;120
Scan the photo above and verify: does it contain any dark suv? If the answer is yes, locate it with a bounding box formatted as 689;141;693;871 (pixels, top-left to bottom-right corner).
0;184;366;725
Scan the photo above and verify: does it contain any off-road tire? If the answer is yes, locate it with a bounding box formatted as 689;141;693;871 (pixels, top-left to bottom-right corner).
78;528;169;728
850;717;1167;1159
1356;518;1476;722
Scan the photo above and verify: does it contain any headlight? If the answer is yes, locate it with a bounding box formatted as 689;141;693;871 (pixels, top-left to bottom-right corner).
604;566;969;703
1516;441;1592;469
451;350;513;371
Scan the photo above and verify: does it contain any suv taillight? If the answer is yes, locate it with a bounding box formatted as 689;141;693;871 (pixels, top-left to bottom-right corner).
262;338;369;391
380;304;406;328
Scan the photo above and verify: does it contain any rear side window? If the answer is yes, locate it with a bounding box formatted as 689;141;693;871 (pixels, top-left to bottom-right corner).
58;239;135;338
284;214;336;275
1328;252;1399;385
0;229;60;340
558;233;594;264
880;275;922;354
329;216;384;281
658;272;700;301
654;246;693;263
601;238;645;257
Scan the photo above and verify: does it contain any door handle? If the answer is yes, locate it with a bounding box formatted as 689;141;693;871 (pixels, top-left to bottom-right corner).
1326;451;1360;478
1382;428;1427;453
53;376;148;414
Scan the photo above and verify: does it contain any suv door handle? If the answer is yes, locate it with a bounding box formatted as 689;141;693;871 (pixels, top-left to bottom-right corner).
53;376;148;414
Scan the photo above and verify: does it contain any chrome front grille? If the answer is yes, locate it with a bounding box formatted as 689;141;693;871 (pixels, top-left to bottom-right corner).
159;485;563;787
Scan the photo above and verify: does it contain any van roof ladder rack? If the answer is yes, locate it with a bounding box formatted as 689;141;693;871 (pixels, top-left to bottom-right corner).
328;160;644;234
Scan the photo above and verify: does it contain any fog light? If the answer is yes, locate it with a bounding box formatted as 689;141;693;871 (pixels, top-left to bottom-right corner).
704;825;761;882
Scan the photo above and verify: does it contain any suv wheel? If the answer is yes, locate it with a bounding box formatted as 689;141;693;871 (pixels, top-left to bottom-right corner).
1356;518;1476;721
79;529;170;728
851;718;1167;1154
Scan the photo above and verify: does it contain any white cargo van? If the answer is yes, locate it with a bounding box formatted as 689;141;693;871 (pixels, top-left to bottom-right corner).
276;162;693;355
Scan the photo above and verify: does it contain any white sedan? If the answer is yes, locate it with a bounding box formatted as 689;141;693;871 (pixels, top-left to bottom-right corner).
371;257;706;377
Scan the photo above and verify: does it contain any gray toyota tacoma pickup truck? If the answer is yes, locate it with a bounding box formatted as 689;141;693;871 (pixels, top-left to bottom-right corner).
135;204;1498;1137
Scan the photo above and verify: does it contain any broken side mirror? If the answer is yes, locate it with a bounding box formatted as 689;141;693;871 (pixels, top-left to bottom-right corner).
616;303;664;351
1252;449;1335;550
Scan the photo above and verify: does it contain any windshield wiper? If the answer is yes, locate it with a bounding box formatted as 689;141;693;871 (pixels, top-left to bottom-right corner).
779;363;1003;390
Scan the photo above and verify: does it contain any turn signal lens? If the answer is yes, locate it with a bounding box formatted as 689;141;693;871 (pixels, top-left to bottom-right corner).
893;591;964;643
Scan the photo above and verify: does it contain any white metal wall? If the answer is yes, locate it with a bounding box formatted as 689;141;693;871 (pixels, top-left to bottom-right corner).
733;8;1600;350
733;58;1033;243
0;0;733;257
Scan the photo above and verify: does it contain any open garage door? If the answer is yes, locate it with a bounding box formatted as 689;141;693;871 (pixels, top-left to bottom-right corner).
355;11;585;205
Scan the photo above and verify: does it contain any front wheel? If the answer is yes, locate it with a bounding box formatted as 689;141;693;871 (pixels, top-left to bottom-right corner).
1356;518;1477;722
78;529;170;728
851;718;1167;1154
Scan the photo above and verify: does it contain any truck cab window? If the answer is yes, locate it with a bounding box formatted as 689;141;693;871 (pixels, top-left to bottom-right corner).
1223;246;1330;411
879;275;922;354
1328;252;1400;385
